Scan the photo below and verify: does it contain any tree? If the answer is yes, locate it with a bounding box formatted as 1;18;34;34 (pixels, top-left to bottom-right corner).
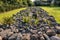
55;0;60;6
0;0;34;12
34;0;41;6
27;0;34;6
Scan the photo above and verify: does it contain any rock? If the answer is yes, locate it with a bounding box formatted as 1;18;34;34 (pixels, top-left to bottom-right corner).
30;33;38;40
55;26;60;34
16;33;22;40
22;33;31;40
0;36;2;40
0;28;3;32
30;29;37;34
8;33;22;40
0;7;60;40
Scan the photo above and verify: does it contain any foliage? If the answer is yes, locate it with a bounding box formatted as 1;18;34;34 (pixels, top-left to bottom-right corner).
22;16;30;23
34;0;60;6
27;0;34;6
0;0;34;12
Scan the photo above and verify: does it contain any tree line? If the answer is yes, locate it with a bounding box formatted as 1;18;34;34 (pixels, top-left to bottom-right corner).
0;0;34;13
0;0;60;13
34;0;60;6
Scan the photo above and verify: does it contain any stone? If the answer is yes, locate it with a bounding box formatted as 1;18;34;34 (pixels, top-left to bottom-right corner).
0;7;60;40
0;28;3;32
0;36;2;40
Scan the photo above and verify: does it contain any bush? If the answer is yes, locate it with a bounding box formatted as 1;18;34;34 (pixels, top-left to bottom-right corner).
22;16;30;23
0;6;5;12
0;0;34;13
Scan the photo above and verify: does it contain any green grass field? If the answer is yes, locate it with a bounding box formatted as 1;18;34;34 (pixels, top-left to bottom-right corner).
41;7;60;24
0;8;26;24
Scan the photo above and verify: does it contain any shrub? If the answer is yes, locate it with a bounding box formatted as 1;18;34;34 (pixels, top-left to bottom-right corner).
0;6;5;12
22;16;30;23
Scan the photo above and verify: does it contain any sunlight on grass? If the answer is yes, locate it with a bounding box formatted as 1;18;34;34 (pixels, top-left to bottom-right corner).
41;7;60;24
0;8;26;24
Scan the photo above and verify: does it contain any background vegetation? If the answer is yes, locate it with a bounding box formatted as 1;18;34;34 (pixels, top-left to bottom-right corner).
0;0;60;13
34;0;60;6
0;0;33;13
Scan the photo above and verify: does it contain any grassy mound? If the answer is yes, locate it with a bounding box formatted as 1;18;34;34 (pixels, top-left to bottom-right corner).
41;7;60;24
0;8;26;24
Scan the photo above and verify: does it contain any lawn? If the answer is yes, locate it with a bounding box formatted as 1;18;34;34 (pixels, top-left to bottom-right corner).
41;7;60;24
0;8;26;24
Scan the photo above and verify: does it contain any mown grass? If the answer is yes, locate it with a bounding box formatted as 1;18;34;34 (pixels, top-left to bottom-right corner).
41;7;60;24
0;8;26;24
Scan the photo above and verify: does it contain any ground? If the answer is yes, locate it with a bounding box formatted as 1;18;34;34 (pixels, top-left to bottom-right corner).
0;7;60;24
41;7;60;24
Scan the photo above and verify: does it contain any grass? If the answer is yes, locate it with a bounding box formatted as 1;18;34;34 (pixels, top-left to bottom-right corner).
0;8;26;24
0;7;60;24
41;7;60;24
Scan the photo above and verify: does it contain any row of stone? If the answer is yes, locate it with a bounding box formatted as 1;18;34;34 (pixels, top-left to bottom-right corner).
0;7;60;40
